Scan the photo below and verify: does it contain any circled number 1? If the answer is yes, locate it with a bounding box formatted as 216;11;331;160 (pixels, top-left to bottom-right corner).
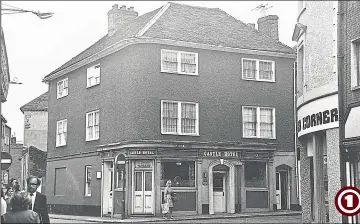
345;194;354;208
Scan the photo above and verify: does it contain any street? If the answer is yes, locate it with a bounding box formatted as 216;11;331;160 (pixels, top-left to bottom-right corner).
146;215;302;223
50;218;94;223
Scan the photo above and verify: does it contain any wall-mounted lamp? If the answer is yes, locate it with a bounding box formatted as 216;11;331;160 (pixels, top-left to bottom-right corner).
96;171;102;179
203;172;207;179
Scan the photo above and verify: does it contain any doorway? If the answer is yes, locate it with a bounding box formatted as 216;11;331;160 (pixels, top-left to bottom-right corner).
275;165;291;210
132;160;154;215
102;161;114;216
212;164;229;213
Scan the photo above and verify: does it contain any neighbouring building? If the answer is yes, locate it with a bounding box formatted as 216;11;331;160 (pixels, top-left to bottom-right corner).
8;136;23;186
19;92;49;192
43;2;298;217
292;1;342;223
338;1;360;224
1;115;11;185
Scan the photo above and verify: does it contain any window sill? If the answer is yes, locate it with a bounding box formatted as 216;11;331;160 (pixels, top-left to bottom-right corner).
352;85;360;91
56;144;67;148
84;195;91;197
86;83;100;89
161;132;200;137
243;136;276;140
161;71;199;76
86;138;99;142
57;94;68;100
242;78;276;83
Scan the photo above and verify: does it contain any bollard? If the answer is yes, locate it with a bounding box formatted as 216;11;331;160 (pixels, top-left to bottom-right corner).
121;199;125;219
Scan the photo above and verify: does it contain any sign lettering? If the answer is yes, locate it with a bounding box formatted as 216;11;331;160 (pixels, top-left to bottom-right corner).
203;151;241;158
129;150;155;155
297;108;338;133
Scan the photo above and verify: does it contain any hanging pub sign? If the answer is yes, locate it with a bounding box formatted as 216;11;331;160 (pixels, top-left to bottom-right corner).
202;150;241;158
297;94;339;137
129;150;156;156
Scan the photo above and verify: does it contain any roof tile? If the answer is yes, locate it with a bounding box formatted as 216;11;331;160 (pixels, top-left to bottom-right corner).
20;92;48;113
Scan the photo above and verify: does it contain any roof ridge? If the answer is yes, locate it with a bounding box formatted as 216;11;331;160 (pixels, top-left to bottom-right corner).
168;1;219;11
136;3;171;37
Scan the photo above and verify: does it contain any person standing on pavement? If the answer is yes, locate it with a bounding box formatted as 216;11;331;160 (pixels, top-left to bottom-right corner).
163;180;175;219
1;190;7;222
27;176;50;224
3;191;41;223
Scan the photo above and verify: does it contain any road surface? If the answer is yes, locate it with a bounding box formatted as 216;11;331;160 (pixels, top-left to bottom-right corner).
51;218;95;223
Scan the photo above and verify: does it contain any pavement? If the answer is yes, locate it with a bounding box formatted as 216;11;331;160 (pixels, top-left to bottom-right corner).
49;210;302;223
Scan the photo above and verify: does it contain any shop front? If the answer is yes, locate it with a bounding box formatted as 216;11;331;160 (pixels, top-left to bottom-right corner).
97;142;284;218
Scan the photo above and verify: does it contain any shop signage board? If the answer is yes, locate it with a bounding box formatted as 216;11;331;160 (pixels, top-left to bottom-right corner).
202;150;241;158
297;94;339;137
129;150;156;156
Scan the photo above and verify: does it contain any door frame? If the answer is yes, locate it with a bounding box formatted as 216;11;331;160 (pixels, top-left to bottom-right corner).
208;159;237;215
213;171;227;213
131;160;155;215
101;160;114;216
275;169;290;210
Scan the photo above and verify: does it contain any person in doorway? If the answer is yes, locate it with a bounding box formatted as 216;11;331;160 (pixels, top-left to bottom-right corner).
1;190;7;222
27;176;50;224
3;191;41;223
163;180;174;219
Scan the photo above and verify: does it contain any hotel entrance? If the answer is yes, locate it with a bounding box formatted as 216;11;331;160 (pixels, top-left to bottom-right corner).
132;160;154;215
213;165;229;213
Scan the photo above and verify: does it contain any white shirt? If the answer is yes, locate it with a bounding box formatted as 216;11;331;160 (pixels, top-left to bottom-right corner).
1;197;7;216
30;191;37;210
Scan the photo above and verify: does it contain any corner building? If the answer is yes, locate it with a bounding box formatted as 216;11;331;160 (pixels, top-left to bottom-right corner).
292;1;342;223
43;3;298;217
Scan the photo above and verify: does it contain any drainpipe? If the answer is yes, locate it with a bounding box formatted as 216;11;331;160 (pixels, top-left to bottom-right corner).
336;2;346;223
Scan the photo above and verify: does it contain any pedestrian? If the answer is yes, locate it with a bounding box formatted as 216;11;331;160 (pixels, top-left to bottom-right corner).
27;176;50;224
163;180;175;219
5;187;15;212
2;191;41;223
1;190;7;222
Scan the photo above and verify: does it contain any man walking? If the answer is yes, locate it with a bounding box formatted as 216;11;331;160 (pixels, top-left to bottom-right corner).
27;176;50;224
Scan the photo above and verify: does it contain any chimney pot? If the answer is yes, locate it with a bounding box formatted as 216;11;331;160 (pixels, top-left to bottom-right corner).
120;5;126;10
112;4;118;10
257;15;279;41
128;6;134;11
108;4;138;36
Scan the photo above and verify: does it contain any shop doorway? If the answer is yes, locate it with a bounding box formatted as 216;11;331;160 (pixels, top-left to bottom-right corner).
102;161;114;216
132;160;154;215
275;165;291;210
213;164;229;213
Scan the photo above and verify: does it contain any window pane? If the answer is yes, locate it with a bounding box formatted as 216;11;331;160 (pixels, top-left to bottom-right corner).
260;108;273;138
259;61;273;80
180;52;197;74
243;107;257;137
181;103;197;134
161;161;195;187
88;113;94;126
162;102;178;133
145;172;152;191
135;172;142;191
162;51;178;72
243;60;256;79
245;161;267;188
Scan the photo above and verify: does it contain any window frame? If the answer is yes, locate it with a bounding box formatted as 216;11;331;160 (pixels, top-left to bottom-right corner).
86;64;101;88
57;78;68;99
242;106;276;139
56;119;67;147
85;165;92;197
86;110;100;141
241;58;276;82
161;100;199;136
351;38;360;90
161;49;199;76
244;161;268;189
160;160;196;188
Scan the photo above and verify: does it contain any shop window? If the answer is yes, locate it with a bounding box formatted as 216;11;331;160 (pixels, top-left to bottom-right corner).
245;161;267;188
161;161;195;187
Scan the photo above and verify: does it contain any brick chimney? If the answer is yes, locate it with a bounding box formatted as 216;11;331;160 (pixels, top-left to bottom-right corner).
11;136;16;144
108;4;138;36
257;15;279;41
247;23;256;30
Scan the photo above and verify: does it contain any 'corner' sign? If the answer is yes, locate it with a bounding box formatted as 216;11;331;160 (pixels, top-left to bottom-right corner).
297;94;339;137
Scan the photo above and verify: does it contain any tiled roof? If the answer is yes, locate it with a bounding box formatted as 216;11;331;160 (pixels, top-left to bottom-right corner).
20;92;48;113
44;2;295;80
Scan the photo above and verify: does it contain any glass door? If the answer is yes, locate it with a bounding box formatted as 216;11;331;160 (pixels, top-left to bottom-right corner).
133;170;154;214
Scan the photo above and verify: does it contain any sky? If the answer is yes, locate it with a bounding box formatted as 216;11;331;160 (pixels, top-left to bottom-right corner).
1;1;298;142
